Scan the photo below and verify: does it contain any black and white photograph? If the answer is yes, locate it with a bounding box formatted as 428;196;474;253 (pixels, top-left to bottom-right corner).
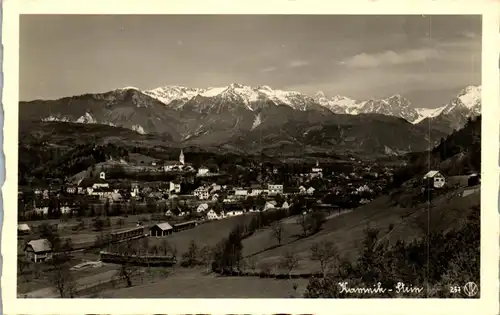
3;1;498;311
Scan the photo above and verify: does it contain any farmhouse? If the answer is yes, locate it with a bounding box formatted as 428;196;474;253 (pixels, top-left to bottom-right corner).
423;170;446;189
25;239;53;263
150;222;173;237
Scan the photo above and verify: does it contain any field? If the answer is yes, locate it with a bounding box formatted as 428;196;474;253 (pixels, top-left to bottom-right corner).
135;213;259;253
98;267;308;298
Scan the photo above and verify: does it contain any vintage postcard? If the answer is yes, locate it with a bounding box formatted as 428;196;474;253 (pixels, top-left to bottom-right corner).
2;0;499;314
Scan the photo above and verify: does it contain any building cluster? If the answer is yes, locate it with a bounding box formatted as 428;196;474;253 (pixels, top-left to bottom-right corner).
19;150;399;222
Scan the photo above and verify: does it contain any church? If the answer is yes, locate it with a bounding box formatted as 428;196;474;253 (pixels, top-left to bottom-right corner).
163;149;195;172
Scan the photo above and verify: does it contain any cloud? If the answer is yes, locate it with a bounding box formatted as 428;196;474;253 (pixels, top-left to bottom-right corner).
288;60;310;68
260;66;277;73
341;48;441;68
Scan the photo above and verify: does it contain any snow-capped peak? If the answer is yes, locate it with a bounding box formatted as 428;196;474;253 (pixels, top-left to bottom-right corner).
143;83;318;112
457;85;481;109
143;85;206;107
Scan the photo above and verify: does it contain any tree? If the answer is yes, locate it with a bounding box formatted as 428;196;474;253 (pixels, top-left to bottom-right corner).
104;200;110;216
307;211;327;234
160;239;178;261
310;240;340;278
49;253;76;298
181;240;199;267
270;221;285;245
279;250;299;279
140;237;150;255
38;223;61;251
198;245;213;273
93;217;104;231
118;262;138;287
116;217;125;228
296;214;308;237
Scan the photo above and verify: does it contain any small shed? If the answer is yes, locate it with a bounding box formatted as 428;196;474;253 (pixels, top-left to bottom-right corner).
24;239;53;263
150;222;173;237
17;223;31;235
423;170;446;189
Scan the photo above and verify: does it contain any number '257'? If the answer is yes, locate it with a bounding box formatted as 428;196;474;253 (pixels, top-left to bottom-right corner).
449;286;461;294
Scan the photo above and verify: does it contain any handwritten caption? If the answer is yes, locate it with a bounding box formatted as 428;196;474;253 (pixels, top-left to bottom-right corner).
337;281;424;295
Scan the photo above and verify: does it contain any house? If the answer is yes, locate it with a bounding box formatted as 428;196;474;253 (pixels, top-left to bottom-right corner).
33;200;50;214
250;188;267;196
423;171;446;189
169;181;181;194
194;186;210;200
65;185;77;194
197;203;209;213
234;188;249;197
281;201;290;209
263;201;276;212
130;184;140;197
150;222;173;237
165;208;176;217
18;223;31;235
99;171;106;180
24;239;53;263
226;209;244;217
207;208;225;220
106;192;123;203
197;166;210;176
310;161;323;178
307;187;316;195
268;184;284;196
223;203;245;217
298;186;307;195
211;184;222;192
91;178;109;190
211;193;220;201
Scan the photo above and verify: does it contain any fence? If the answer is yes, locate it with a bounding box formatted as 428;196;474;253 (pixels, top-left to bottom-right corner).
99;251;176;266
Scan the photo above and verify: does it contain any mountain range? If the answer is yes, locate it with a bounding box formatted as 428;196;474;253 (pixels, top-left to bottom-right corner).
19;83;481;156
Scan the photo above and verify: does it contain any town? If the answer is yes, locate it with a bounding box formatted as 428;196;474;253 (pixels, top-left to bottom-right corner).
17;148;402;296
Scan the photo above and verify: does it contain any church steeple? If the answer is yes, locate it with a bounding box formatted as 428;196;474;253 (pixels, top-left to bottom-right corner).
179;149;185;165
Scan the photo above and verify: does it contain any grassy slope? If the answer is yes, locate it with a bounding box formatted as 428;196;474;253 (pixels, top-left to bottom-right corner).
241;182;479;274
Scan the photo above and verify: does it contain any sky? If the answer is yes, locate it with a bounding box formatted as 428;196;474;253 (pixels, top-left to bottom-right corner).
20;15;481;108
